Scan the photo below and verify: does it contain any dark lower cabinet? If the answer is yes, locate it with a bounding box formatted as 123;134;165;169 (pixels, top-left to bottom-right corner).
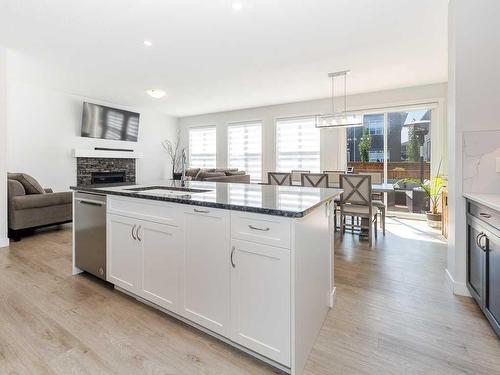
466;200;500;337
467;223;485;303
484;229;500;334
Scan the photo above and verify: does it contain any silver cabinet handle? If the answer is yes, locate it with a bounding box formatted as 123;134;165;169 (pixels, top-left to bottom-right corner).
78;200;103;207
137;226;142;242
194;208;210;214
480;234;488;251
480;212;492;219
131;224;137;240
230;246;236;268
248;225;270;232
476;232;484;248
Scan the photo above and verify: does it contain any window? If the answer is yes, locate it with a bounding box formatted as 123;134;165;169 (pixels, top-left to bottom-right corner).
276;117;320;172
188;126;216;168
228;121;262;182
346;107;434;216
346;113;385;163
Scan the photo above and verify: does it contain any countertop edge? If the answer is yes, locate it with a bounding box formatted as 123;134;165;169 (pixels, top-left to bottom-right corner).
71;186;342;218
463;193;500;212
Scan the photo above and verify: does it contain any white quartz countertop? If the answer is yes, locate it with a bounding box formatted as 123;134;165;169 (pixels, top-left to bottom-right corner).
463;193;500;212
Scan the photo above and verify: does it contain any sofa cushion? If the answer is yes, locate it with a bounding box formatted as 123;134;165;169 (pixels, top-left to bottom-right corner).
8;173;45;195
225;170;246;176
8;179;26;198
12;192;72;210
204;174;251;184
185;168;201;178
197;171;226;180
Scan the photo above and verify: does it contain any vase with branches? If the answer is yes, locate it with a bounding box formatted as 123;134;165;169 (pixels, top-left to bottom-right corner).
161;128;183;178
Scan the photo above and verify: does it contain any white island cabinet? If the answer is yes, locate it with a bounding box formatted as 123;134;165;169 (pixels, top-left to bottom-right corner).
107;212;183;313
182;206;231;336
80;183;339;375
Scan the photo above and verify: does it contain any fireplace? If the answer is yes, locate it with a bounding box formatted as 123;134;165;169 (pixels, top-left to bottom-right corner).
76;157;136;186
91;171;126;185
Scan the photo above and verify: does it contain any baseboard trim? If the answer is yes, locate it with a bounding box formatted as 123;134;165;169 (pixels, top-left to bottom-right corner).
445;268;471;297
0;237;9;248
329;287;337;308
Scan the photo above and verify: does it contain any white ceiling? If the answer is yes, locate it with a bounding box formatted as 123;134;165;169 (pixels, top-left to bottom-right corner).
0;0;448;117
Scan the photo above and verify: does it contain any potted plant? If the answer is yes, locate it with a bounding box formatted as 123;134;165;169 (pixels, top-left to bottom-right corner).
396;161;445;228
161;128;183;180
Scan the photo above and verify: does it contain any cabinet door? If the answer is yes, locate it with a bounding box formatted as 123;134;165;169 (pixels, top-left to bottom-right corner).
107;214;140;293
484;229;500;335
230;239;290;366
467;223;485;304
182;207;230;336
139;221;182;313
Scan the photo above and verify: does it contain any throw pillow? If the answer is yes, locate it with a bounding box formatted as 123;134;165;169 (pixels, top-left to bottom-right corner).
7;173;45;195
185;168;200;178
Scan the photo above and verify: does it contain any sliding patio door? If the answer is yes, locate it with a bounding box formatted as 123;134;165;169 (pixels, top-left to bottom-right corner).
386;109;432;215
346;107;434;217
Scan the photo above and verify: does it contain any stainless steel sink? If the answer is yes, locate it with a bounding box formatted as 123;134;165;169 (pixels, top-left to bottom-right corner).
125;186;212;195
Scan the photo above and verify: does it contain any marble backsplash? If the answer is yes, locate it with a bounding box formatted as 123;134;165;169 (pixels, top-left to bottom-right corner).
463;130;500;193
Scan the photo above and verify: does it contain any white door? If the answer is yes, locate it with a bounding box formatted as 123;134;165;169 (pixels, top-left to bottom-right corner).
139;221;182;313
230;239;291;366
182;207;230;336
107;214;140;293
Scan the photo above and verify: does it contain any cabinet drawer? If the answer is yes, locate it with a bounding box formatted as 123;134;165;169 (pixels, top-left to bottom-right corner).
231;212;291;249
468;201;500;231
108;196;182;226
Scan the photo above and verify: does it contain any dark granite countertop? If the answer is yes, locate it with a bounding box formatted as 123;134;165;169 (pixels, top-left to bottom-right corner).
71;180;342;218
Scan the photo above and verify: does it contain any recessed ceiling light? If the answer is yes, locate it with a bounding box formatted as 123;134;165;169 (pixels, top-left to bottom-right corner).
143;40;153;47
232;1;243;11
146;89;166;99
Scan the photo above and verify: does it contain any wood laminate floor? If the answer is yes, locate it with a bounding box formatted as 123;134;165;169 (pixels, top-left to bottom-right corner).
0;219;499;374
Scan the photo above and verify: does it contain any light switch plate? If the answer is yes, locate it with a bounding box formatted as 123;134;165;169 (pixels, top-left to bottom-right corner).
497;157;500;173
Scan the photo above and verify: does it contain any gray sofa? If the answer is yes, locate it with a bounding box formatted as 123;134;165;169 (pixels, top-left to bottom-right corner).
8;173;72;240
185;168;250;184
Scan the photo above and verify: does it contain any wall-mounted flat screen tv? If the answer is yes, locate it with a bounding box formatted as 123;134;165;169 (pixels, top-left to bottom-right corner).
81;102;140;142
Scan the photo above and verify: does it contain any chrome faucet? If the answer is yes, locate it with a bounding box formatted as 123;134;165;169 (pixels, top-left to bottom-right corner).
180;148;187;187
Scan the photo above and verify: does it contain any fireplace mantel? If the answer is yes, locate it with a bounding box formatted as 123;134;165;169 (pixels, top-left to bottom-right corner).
72;149;144;159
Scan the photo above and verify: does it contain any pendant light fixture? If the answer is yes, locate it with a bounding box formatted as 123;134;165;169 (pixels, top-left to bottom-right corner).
315;70;363;128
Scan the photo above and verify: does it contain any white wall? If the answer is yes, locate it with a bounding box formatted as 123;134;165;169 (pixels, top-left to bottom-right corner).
0;47;8;248
179;83;448;180
447;0;500;295
6;53;178;192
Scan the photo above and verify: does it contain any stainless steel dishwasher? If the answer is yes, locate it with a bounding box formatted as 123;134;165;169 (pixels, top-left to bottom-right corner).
74;192;107;280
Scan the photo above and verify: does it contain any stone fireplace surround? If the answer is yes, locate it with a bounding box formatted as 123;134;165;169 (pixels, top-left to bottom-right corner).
77;157;135;186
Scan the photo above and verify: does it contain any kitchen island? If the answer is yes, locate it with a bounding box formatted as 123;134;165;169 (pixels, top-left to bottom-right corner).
71;180;341;375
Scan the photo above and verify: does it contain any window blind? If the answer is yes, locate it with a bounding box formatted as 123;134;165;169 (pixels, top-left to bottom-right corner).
276;117;320;172
228;121;262;181
188;126;216;168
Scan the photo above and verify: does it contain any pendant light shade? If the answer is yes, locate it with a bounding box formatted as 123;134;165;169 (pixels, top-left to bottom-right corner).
315;113;363;128
315;70;364;128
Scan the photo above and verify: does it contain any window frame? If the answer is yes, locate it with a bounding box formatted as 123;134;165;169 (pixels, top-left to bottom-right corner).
227;120;263;182
275;115;321;173
188;125;217;168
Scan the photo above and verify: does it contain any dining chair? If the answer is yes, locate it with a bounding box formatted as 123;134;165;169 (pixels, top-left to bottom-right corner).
339;174;378;247
291;170;310;185
358;171;385;235
301;173;329;188
323;170;345;187
267;172;292;186
358;171;382;184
